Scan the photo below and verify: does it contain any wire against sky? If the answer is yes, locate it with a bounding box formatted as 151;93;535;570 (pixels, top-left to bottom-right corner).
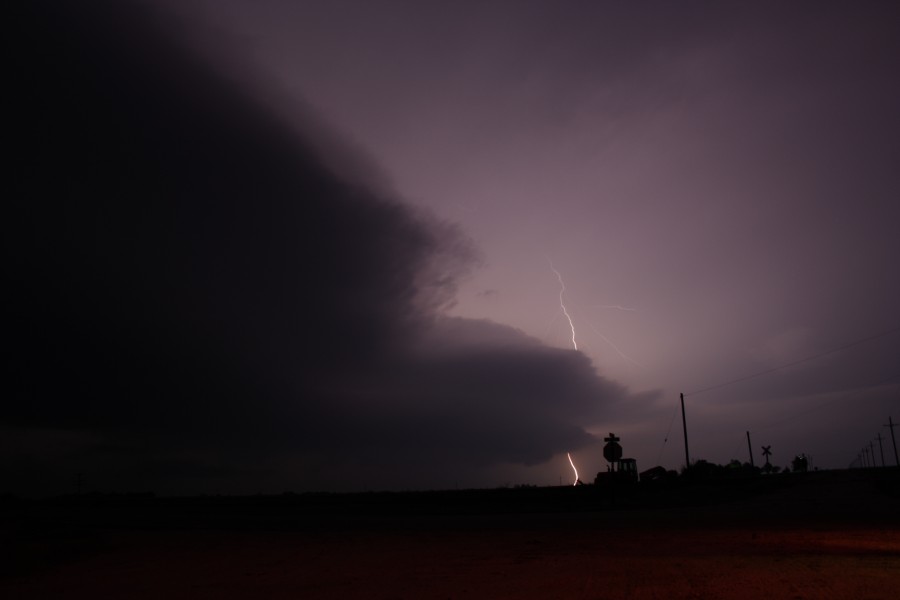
656;400;682;465
548;258;578;350
686;325;900;397
752;372;900;433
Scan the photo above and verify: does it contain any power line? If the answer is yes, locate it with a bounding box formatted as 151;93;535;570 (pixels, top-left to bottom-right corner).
752;373;900;433
656;399;681;465
685;325;900;397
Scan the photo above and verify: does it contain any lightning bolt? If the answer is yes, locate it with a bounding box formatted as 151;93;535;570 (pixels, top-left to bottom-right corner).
594;304;637;312
548;258;577;350
567;452;580;486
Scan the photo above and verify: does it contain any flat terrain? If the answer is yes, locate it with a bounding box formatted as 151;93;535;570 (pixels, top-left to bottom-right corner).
3;470;899;599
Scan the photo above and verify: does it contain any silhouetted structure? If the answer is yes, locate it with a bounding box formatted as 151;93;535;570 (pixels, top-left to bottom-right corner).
746;431;755;468
885;416;899;467
603;432;623;471
681;393;691;468
875;433;886;468
596;434;637;486
639;465;672;482
791;454;808;473
761;445;772;472
618;458;638;483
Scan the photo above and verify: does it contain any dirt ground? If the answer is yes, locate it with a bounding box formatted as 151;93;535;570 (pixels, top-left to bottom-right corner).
4;519;899;599
4;471;900;599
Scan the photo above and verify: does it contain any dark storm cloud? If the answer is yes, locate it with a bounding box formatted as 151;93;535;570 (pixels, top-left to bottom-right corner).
5;1;633;494
147;0;900;475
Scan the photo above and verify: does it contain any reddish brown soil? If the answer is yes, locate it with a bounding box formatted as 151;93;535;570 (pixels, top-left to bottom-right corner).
5;523;900;599
4;471;899;599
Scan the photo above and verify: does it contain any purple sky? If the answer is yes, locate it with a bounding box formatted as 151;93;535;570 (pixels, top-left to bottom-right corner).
7;1;900;494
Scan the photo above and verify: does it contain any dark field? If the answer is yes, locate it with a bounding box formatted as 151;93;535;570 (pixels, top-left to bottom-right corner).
3;470;899;599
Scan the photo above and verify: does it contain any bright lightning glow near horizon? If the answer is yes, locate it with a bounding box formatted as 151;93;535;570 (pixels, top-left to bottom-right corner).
548;259;578;350
567;452;579;486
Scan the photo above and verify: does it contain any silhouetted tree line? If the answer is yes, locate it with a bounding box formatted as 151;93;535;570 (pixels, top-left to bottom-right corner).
675;456;810;482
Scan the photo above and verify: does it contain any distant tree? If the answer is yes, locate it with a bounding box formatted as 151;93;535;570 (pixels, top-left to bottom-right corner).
682;459;725;481
722;460;760;479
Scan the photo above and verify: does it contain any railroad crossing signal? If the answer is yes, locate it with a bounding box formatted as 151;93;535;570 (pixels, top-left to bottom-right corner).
603;432;623;463
761;445;772;466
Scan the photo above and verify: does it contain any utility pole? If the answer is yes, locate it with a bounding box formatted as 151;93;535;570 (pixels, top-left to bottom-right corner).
885;416;899;467
875;433;886;467
680;393;691;469
863;446;871;468
869;441;877;468
746;431;755;467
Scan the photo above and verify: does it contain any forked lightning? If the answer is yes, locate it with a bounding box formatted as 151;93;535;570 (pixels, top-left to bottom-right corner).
548;258;578;350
